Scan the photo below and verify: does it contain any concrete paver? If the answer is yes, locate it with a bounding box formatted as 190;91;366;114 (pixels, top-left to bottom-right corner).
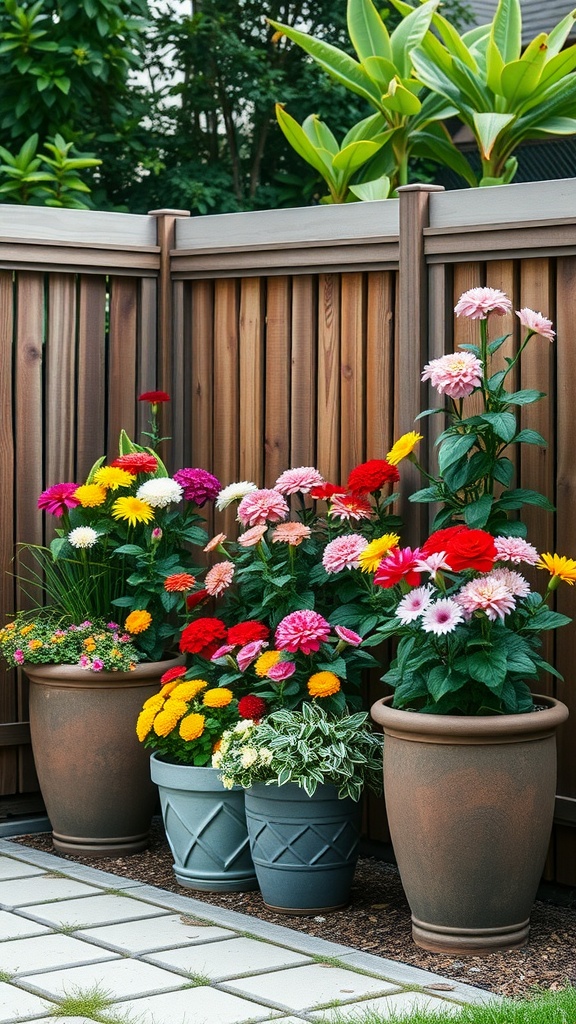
0;838;497;1023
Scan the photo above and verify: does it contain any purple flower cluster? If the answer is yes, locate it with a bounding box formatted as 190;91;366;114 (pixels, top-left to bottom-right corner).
173;468;221;506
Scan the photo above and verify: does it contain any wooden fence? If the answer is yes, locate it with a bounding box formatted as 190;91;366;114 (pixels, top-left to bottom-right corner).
1;181;576;884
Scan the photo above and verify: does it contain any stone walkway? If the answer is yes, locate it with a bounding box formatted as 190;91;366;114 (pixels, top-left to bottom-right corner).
0;839;496;1024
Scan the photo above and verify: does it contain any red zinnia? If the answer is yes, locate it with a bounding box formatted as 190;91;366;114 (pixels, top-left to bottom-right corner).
238;695;267;721
227;621;270;646
309;482;345;500
111;452;158;474
186;588;209;610
179;617;227;658
421;525;466;557
160;665;187;685
347;459;400;495
138;390;170;403
164;573;196;593
444;528;497;574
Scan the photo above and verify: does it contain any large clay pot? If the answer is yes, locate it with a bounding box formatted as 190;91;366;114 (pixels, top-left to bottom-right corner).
371;694;569;954
244;782;362;915
25;657;183;857
150;755;257;891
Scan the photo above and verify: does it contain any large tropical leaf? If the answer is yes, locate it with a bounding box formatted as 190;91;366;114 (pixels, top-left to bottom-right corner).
361;55;399;93
382;77;422;114
390;0;439;79
410;126;478;185
545;8;576;57
490;0;522;63
537;44;576;91
348;175;391;200
303;114;339;156
333;139;387;176
473;111;516;158
499;36;549;110
342;111;388;146
429;10;478;71
347;0;392;63
275;106;334;178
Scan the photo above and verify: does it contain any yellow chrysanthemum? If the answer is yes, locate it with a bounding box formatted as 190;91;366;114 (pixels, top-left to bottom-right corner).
50;634;66;644
153;699;189;737
20;623;35;636
386;431;423;466
203;687;233;708
74;483;107;507
307;671;341;698
3;622;15;631
179;712;206;741
537;553;576;586
28;639;43;650
112;496;154;527
136;706;158;742
171;679;208;701
142;693;165;712
358;534;401;573
93;466;136;490
83;637;96;652
254;651;282;677
125;609;152;634
159;681;178;697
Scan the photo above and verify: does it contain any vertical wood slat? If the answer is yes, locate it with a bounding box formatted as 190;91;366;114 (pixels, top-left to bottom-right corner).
107;277;138;456
366;272;395;461
77;275;106;480
137;277;158;443
290;276;317;469
340;273;366;480
170;280;186;471
239;278;265;485
190;280;214;475
46;275;77;493
213;279;240;539
264;278;291;487
317;274;341;484
0;272;16;797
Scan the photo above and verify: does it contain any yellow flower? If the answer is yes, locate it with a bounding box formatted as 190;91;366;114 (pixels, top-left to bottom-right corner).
28;639;43;650
142;693;165;712
358;534;401;573
125;610;152;634
74;483;107;507
20;623;36;636
159;681;178;697
50;634;66;644
179;712;206;741
153;700;189;737
255;651;281;677
203;687;233;708
4;622;15;631
537;553;576;586
93;466;136;490
83;637;96;652
386;431;423;466
171;679;208;701
112;496;154;527
307;671;341;698
136;706;157;742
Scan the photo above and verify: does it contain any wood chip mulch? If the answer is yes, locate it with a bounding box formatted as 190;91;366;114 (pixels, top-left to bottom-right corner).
11;821;576;1000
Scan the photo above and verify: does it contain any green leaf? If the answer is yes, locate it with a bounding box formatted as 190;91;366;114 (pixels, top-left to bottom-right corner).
467;646;508;687
409;486;441;503
505;389;545;405
497;488;554;511
493;457;514;486
348;175;391;201
513;429;547;446
437;432;476;474
463;494;493;528
332;138;388;175
478;411;517;442
275;106;335;180
490;0;522;63
472;111;516;159
112;544;146;556
390;0;439;79
347;0;392;63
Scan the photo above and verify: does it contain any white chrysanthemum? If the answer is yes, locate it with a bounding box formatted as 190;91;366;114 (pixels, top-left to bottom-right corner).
211;750;223;769
68;527;99;549
234;718;254;734
241;746;259;768
215;481;258;511
136;478;183;508
259;747;274;766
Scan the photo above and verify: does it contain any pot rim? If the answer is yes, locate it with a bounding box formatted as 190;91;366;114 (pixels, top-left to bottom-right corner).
370;693;569;744
24;655;184;689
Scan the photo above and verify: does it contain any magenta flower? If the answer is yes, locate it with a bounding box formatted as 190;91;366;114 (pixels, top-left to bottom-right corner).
274;466;324;495
456;577;517;621
267;661;296;681
374;547;422;588
334;625;363;647
322;534;367;573
210;644;235;661
421;599;464;635
37;482;80;517
14;649;24;665
396;585;434;624
515;308;555;342
78;654;92;669
91;658;104;672
275;610;331;655
421;352;483;399
237;488;289;527
494;536;540;565
454;287;512;320
237;639;268;673
173;467;221;506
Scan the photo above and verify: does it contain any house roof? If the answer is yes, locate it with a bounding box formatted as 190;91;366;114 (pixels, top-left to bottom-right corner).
464;1;576;43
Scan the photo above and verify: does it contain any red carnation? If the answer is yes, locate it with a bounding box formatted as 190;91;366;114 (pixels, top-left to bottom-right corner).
160;665;187;685
238;695;267;721
421;525;467;556
227;621;270;646
443;528;497;574
347;459;400;495
310;483;345;500
138;390;170;403
111;452;158;474
179;617;227;658
186;588;210;611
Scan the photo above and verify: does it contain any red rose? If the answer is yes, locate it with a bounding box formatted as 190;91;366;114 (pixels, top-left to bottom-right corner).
138;390;170;403
179;617;226;657
227;621;270;646
444;528;497;573
238;695;267;721
309;483;345;500
421;525;467;556
347;459;400;495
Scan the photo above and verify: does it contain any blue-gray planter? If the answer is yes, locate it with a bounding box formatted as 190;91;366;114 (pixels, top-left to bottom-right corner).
244;782;362;915
150;754;258;892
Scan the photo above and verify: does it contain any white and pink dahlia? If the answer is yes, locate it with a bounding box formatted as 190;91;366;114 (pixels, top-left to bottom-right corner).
204;561;235;597
488;567;530;598
494;536;540;565
456;577;516;621
275;610;331;655
271;522;311;546
329;494;373;521
454;287;512;320
322;534;367;573
396;585;434;624
421;598;464;635
274;466;324;495
421;351;483;399
515;308;555;342
237;489;289;527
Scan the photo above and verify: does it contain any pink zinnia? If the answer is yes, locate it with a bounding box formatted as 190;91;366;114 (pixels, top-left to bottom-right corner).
204;533;227;553
267;660;296;681
275;610;331;655
334;625;363;646
454;287;512;320
329;494;373;521
274;467;324;494
204;561;235;596
237;639;268;672
421;352;483;399
237;489;289;527
91;658;104;672
489;567;530;597
38;482;80;517
210;644;236;661
173;467;221;506
272;522;311;546
494;536;540;566
374;547;422;588
421;599;464;635
456;577;516;621
516;308;555;342
323;534;367;573
238;524;268;547
14;649;24;665
396;585;434;624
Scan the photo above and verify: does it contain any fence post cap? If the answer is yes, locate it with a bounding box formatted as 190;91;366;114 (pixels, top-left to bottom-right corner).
147;208;191;216
396;184;445;193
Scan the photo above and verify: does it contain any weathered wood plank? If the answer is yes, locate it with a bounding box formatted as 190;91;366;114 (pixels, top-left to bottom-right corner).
290;276;317;470
107;277;138;456
239;278;265;485
264;277;291;486
317;274;341;485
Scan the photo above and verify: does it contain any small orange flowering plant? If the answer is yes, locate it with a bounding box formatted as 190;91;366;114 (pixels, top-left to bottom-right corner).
0;618;139;673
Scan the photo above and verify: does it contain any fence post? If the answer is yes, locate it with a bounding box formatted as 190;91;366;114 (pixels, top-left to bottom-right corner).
396;183;444;546
148;207;190;409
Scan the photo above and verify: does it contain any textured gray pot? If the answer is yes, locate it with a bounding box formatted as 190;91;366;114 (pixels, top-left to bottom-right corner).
244;782;362;915
150;754;257;891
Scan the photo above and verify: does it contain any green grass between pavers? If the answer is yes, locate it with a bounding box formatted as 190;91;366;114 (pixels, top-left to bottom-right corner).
314;985;576;1024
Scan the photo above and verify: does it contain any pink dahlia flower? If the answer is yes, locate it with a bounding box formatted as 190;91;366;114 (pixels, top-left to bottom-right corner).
322;534;367;573
204;560;235;596
334;625;363;646
421;599;464;635
515;308;555;342
237;524;268;547
38;482;80;517
237;639;268;673
329;494;373;521
456;577;516;621
274;467;324;494
237;489;289;527
275;610;331;655
494;536;540;566
272;522;311;546
454;287;512;320
374;547;422;588
210;644;236;661
267;660;296;681
173;467;221;506
421;352;483;399
488;567;530;597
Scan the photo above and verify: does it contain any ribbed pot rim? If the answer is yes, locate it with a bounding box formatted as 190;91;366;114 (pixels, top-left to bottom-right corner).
370;694;569;744
150;752;243;791
247;781;354;803
24;655;184;689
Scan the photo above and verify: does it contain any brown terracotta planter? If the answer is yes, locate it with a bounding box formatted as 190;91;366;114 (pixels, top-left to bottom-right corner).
25;657;183;857
370;694;569;954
